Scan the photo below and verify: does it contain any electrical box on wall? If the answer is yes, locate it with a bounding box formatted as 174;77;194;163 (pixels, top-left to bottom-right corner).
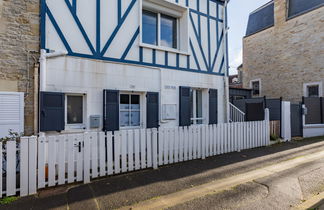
162;104;177;120
90;115;100;128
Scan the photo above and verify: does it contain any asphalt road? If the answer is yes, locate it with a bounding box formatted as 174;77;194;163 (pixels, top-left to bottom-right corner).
3;137;324;210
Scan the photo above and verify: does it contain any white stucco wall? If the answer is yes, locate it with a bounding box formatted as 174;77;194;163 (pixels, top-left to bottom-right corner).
46;56;226;131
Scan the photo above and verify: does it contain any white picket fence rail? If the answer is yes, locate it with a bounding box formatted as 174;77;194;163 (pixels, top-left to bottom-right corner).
1;110;269;198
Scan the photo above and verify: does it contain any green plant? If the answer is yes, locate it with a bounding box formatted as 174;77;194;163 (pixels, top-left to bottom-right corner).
0;196;18;205
270;133;279;141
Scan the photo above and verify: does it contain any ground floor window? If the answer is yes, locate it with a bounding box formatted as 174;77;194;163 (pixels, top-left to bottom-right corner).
120;94;141;128
190;89;203;125
66;95;85;128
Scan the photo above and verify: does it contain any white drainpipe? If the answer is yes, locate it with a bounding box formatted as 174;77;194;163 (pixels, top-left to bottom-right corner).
223;0;230;123
39;49;68;91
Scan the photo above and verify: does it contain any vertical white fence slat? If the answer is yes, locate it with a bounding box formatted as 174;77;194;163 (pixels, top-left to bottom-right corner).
38;135;45;188
99;132;106;176
58;135;66;185
20;137;29;196
67;135;75;183
184;127;188;161
209;125;214;156
158;128;163;166
147;129;152;168
0;142;2;198
163;129;169;165
188;127;193;160
152;128;158;169
114;131;121;174
121;130;128;172
174;128;179;163
84;133;91;184
6;140;16;196
28;136;37;195
179;127;184;162
169;128;174;164
76;134;84;182
107;132;113;175
48;136;56;187
140;129;146;169
91;132;99;178
201;126;205;159
134;129;140;170
128;130;134;171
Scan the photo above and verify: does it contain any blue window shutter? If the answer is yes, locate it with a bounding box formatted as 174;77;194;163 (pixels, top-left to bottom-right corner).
146;92;159;128
103;90;120;131
179;86;191;126
209;89;218;124
40;91;65;132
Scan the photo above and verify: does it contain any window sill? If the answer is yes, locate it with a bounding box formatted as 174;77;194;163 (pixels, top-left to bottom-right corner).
140;43;189;56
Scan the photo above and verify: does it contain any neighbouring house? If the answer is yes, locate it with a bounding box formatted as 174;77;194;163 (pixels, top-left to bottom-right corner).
39;0;230;133
242;0;324;102
229;64;252;103
0;1;39;138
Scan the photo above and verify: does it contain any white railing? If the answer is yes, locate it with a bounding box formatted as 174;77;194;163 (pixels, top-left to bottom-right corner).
1;110;269;198
230;102;246;122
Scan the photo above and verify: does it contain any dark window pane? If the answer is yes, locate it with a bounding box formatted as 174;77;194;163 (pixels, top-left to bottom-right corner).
308;86;319;97
142;10;157;45
252;81;260;95
120;94;129;104
67;96;83;124
161;14;177;49
288;0;323;18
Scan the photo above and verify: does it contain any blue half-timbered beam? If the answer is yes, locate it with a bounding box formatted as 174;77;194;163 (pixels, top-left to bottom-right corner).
211;31;224;71
189;39;201;71
101;0;137;56
46;5;73;53
64;0;96;55
121;27;140;60
96;0;100;53
40;0;46;49
72;0;77;14
207;0;211;71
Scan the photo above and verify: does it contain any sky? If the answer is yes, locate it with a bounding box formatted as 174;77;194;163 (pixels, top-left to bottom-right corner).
227;0;270;75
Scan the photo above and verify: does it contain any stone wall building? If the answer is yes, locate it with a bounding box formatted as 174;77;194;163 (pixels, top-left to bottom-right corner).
242;0;324;102
0;0;40;135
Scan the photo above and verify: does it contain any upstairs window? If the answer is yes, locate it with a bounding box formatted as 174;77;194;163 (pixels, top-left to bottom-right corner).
142;10;178;49
288;0;324;19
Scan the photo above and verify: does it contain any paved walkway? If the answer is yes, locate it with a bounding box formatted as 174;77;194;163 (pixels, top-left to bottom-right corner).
2;137;324;210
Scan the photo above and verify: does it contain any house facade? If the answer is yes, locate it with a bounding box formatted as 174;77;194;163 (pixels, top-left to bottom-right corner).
40;0;229;132
0;0;39;137
242;0;324;102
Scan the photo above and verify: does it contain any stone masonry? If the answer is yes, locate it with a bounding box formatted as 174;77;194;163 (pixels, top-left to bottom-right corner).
0;0;40;135
242;0;324;102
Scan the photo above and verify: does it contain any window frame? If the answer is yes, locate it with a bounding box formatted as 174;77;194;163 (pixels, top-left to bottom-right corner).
286;0;324;21
65;94;86;130
140;0;189;55
303;82;323;97
119;92;144;130
250;79;261;97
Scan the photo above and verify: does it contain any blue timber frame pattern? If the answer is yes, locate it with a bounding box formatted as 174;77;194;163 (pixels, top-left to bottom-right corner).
41;0;228;76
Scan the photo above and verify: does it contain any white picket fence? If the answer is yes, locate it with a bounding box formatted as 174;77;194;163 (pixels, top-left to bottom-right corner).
1;110;270;198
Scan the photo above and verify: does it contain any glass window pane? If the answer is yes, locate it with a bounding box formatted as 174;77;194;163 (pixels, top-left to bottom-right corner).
142;10;158;45
161;14;177;49
120;111;130;127
131;95;140;110
120;94;129;109
131;111;140;126
252;81;260;95
67;96;83;124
